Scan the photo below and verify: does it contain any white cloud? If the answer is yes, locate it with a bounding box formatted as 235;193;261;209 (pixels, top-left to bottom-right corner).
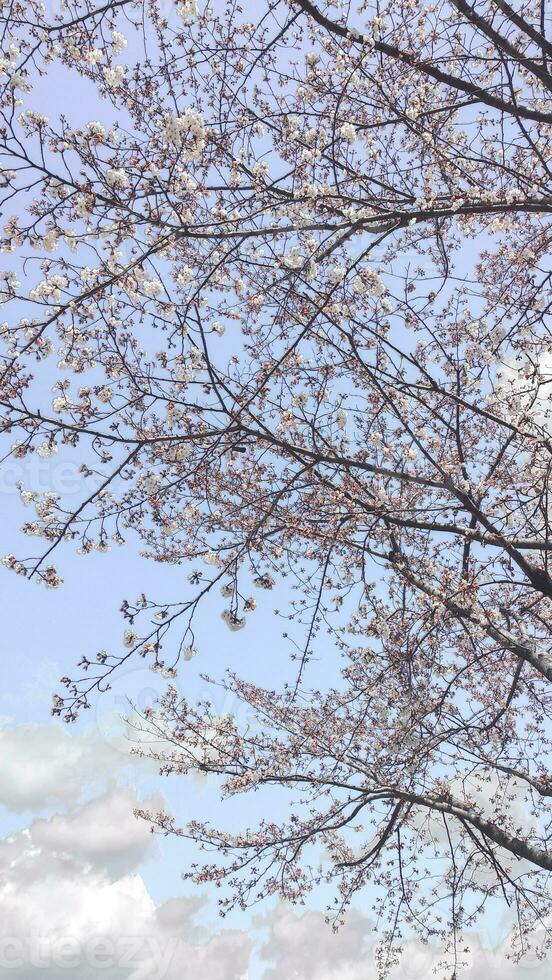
0;722;123;812
257;906;552;980
498;353;552;434
259;906;377;980
12;787;159;878
0;720;252;978
0;782;251;979
0;722;546;980
0;872;251;979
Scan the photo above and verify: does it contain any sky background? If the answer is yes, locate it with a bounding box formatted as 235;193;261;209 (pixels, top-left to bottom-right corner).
0;3;551;977
2;449;550;980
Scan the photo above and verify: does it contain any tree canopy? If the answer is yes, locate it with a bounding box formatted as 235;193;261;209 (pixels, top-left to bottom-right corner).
2;0;552;971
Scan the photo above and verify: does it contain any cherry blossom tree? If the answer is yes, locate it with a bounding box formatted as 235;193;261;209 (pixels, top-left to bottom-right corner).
2;0;552;970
